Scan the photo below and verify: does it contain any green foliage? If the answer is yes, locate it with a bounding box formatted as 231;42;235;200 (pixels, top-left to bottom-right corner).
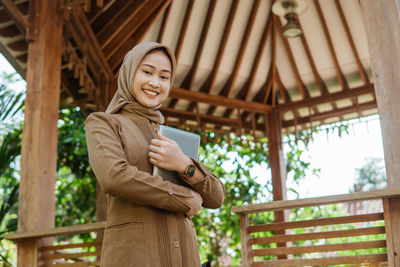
354;157;386;191
56;107;96;231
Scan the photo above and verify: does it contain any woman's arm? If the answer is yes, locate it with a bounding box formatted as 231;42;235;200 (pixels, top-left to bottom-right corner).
149;135;226;209
85;112;200;215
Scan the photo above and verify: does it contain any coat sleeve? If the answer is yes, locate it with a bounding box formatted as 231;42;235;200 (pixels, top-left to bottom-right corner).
178;159;226;209
85;112;194;214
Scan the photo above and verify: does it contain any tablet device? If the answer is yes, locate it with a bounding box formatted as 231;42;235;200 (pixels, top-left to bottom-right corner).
152;125;201;185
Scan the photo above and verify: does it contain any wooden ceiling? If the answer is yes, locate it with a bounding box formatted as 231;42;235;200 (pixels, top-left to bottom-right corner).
0;0;377;137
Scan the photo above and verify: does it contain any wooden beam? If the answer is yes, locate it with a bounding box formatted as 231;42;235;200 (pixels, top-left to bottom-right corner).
97;0;146;48
361;1;400;264
334;0;369;86
108;0;167;73
313;0;348;91
174;0;194;62
199;0;239;95
232;188;400;214
276;17;309;100
220;0;261;99
275;84;375;112
17;0;63;266
156;3;171;42
180;0;217;90
169;88;272;113
281;100;377;128
0;0;28;35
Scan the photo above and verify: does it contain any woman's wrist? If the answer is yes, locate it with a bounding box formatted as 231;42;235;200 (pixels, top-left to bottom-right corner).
178;156;193;174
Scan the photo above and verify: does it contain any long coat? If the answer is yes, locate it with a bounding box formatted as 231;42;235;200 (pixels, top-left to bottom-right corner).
85;109;226;267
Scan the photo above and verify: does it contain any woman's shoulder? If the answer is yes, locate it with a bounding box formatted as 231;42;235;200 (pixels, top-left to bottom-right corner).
85;112;135;129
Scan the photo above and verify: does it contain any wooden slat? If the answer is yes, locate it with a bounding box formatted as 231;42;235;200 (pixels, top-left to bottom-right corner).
0;0;28;35
253;240;386;256
275;17;308;100
240;214;254;266
5;222;106;241
282;100;377;128
334;0;369;86
169;88;272;113
174;0;194;62
199;0;239;95
40;241;102;252
44;261;100;267
104;0;161;60
252;254;388;267
247;213;384;233
251;226;386;245
233;189;400;214
97;0;145;48
313;0;348;91
41;251;100;260
156;3;171;42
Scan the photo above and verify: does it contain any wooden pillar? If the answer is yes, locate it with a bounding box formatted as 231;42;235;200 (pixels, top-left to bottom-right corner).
361;0;400;265
17;0;63;266
267;111;288;258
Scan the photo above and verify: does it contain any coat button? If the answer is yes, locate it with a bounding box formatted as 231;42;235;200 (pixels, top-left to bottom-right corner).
173;241;179;248
168;189;173;195
154;128;159;133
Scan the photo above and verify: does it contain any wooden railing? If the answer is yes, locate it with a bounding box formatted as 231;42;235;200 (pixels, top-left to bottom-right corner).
232;188;400;267
5;221;106;266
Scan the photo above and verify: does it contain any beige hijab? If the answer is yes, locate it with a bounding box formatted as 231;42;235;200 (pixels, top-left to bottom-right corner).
106;42;176;124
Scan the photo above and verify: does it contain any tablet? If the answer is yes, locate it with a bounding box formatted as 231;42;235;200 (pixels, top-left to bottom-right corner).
152;125;201;185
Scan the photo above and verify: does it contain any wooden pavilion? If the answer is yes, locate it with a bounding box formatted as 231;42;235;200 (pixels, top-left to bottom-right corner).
1;0;400;266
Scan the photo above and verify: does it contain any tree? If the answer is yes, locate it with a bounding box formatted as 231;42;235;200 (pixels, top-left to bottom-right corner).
353;157;386;192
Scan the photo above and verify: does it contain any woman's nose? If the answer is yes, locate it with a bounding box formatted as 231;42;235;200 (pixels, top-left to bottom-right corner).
148;76;160;87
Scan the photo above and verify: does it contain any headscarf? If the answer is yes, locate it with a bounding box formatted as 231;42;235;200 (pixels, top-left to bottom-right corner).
105;42;176;124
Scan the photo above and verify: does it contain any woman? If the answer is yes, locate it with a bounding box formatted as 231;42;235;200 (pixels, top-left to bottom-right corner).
85;42;225;266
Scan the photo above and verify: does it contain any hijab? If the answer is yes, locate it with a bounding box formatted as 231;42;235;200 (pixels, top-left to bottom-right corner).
105;42;176;124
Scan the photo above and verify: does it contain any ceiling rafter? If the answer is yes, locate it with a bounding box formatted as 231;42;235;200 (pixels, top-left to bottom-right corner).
334;0;370;86
313;0;348;91
87;0;115;24
179;0;217;90
108;0;168;73
168;0;217;110
220;0;261;99
199;0;239;95
174;0;194;62
105;0;161;62
157;2;171;42
0;0;28;35
222;11;273;120
275;84;374;112
169;87;272;113
282;100;377;128
97;0;145;49
206;0;260;116
90;0;127;33
276;16;309;100
298;21;328;96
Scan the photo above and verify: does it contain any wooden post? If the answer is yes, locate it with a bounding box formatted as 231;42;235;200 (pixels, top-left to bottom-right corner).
267;111;288;259
240;214;253;266
361;0;400;265
17;0;63;266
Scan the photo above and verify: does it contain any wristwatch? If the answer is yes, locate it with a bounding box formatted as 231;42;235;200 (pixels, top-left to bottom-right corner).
184;163;196;177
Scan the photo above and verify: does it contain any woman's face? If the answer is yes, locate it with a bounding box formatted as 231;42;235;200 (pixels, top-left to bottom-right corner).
133;50;172;108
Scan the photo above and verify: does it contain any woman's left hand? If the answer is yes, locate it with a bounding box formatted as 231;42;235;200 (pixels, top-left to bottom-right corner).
149;133;191;173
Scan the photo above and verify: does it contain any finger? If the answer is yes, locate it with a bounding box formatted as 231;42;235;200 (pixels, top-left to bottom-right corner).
148;151;161;161
150;139;165;147
149;144;161;153
157;133;174;143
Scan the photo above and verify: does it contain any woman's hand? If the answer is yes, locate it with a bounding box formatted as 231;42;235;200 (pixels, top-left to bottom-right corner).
149;133;191;173
183;190;203;217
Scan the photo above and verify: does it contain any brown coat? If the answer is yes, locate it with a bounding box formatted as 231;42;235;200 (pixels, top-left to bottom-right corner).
85;109;225;267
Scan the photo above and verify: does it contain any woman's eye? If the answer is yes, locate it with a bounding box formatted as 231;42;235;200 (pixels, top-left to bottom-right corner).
161;76;169;80
143;70;151;75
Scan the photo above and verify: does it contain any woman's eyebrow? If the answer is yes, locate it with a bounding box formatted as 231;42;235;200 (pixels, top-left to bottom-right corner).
141;63;171;73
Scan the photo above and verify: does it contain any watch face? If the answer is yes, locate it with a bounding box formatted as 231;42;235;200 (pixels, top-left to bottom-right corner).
186;164;196;177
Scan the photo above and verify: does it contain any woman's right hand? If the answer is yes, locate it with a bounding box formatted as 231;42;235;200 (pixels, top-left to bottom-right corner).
183;190;203;217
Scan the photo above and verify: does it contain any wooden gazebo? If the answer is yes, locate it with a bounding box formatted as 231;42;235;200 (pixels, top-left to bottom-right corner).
1;0;399;266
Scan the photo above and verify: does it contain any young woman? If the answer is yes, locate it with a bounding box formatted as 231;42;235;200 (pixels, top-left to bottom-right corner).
85;42;225;266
